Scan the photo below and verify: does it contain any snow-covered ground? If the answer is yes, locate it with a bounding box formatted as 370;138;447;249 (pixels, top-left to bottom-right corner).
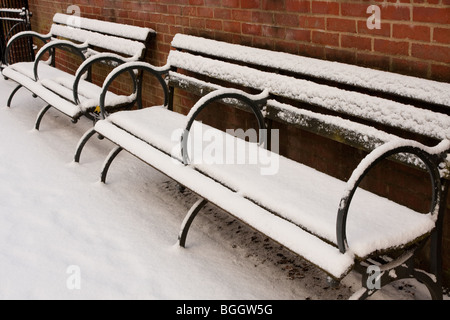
0;77;445;300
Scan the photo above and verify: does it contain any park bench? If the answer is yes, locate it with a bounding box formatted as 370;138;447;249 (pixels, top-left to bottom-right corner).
75;34;450;299
2;13;155;130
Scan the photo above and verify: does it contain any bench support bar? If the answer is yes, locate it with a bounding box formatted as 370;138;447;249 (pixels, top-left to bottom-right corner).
351;246;443;300
101;146;123;183
74;127;97;163
6;84;22;107
35;104;52;130
178;198;208;248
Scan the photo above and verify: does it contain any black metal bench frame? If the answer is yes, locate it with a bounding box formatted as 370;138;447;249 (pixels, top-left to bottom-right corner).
74;35;450;300
2;13;154;130
0;7;33;69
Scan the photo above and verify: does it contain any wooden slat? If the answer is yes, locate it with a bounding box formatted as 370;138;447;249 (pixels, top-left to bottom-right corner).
50;24;146;58
171;34;450;111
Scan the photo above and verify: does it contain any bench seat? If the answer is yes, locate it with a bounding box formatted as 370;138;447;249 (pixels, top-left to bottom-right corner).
94;106;436;279
73;33;449;298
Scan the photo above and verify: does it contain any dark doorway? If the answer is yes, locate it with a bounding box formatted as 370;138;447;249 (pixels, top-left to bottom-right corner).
1;0;33;68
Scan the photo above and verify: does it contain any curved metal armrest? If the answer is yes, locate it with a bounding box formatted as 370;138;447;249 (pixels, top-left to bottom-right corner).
336;139;450;254
73;53;136;105
98;61;171;119
33;39;89;81
181;88;269;165
4;31;51;65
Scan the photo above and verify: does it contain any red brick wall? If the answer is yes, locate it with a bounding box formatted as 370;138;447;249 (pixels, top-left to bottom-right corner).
27;0;450;289
29;0;450;81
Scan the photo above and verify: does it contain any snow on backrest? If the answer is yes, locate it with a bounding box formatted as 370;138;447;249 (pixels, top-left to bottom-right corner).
50;25;145;58
171;34;450;108
51;13;153;58
168;49;450;141
53;13;154;41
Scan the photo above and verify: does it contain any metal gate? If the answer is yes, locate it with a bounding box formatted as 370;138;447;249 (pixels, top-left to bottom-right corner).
0;0;33;68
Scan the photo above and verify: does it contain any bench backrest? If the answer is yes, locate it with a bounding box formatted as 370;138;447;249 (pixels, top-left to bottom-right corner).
167;33;450;173
171;34;450;111
50;13;155;59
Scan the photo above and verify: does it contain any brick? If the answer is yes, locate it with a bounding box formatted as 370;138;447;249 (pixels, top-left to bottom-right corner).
232;10;253;22
168;5;183;15
325;47;357;64
242;23;262;36
189;0;204;4
433;28;450;45
222;0;240;8
312;30;339;46
252;11;273;24
214;8;232;20
299;16;325;30
241;0;260;9
374;39;409;55
412;43;450;63
205;0;221;5
263;0;286;11
197;7;214;18
183;6;197;16
356;52;391;70
341;34;372;50
274;40;299;54
382;4;411;21
223;21;241;33
262;26;286;38
190;17;206;28
285;28;311;42
206;19;222;31
413;6;450;24
175;16;190;26
275;13;300;27
431;63;450;83
312;1;339;15
253;37;275;50
393;24;430;41
341;3;369;17
357;20;391;37
286;0;310;13
298;44;325;59
327;18;357;33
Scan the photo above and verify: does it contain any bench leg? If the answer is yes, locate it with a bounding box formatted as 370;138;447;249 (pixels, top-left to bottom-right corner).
351;246;443;300
6;84;22;108
74;127;97;163
34;104;52;130
101;146;123;183
178;198;208;248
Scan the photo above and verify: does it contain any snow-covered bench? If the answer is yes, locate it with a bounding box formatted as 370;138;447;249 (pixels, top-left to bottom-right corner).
75;34;450;299
2;13;155;129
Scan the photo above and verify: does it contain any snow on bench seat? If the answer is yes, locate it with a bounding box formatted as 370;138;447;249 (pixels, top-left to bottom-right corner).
93;106;436;278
